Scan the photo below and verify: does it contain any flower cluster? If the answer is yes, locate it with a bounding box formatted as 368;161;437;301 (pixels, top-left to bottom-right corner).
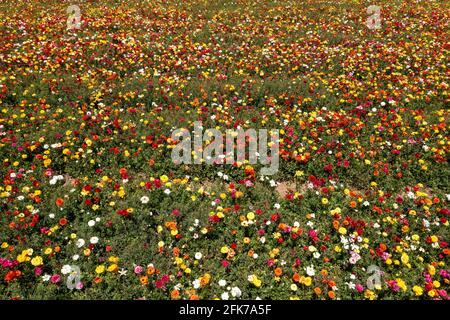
0;0;448;299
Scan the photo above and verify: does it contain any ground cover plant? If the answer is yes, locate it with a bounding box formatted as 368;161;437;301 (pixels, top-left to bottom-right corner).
0;0;449;299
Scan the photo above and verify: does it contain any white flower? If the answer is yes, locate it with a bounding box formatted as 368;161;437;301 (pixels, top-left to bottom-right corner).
61;265;72;275
290;284;298;291
252;253;258;259
346;282;356;290
90;237;99;244
274;203;280;209
195;252;202;260
306;265;315;276
221;292;229;300
164;189;171;195
140;196;149;204
42;274;51;282
119;268;128;276
218;279;227;287
88;220;95;227
247;275;254;282
313;252;321;259
231;287;242;298
72;255;79;261
363;201;370;207
76;239;85;248
193;279;201;289
49;213;55;219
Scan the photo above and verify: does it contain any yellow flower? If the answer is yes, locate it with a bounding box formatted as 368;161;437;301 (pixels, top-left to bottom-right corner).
302;277;312;286
321;198;329;205
44;248;52;255
253;276;262;287
338;227;347;235
412;286;423;296
160;175;169;183
247;212;255;220
107;264;118;272
31;256;43;267
364;290;377;300
428;265;436;276
95;265;105;274
396;278;407;292
401;253;409;265
220;246;229;254
1;242;8;249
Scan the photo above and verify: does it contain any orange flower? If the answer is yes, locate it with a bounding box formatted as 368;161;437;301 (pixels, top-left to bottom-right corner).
349;201;357;208
200;277;210;287
59;218;67;226
292;273;300;282
140;276;148;285
55;198;64;206
328;291;336;299
332;220;339;230
147;266;155;275
314;287;322;295
274;267;283;277
94;277;103;284
190;294;199;300
171;289;180;299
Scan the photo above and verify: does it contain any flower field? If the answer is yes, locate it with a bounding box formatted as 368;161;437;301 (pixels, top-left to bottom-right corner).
0;0;449;300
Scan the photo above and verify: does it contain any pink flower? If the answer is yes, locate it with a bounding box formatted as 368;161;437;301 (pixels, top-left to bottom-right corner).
134;265;144;274
50;274;61;284
355;284;364;293
155;279;164;289
34;267;43;276
75;281;84;290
